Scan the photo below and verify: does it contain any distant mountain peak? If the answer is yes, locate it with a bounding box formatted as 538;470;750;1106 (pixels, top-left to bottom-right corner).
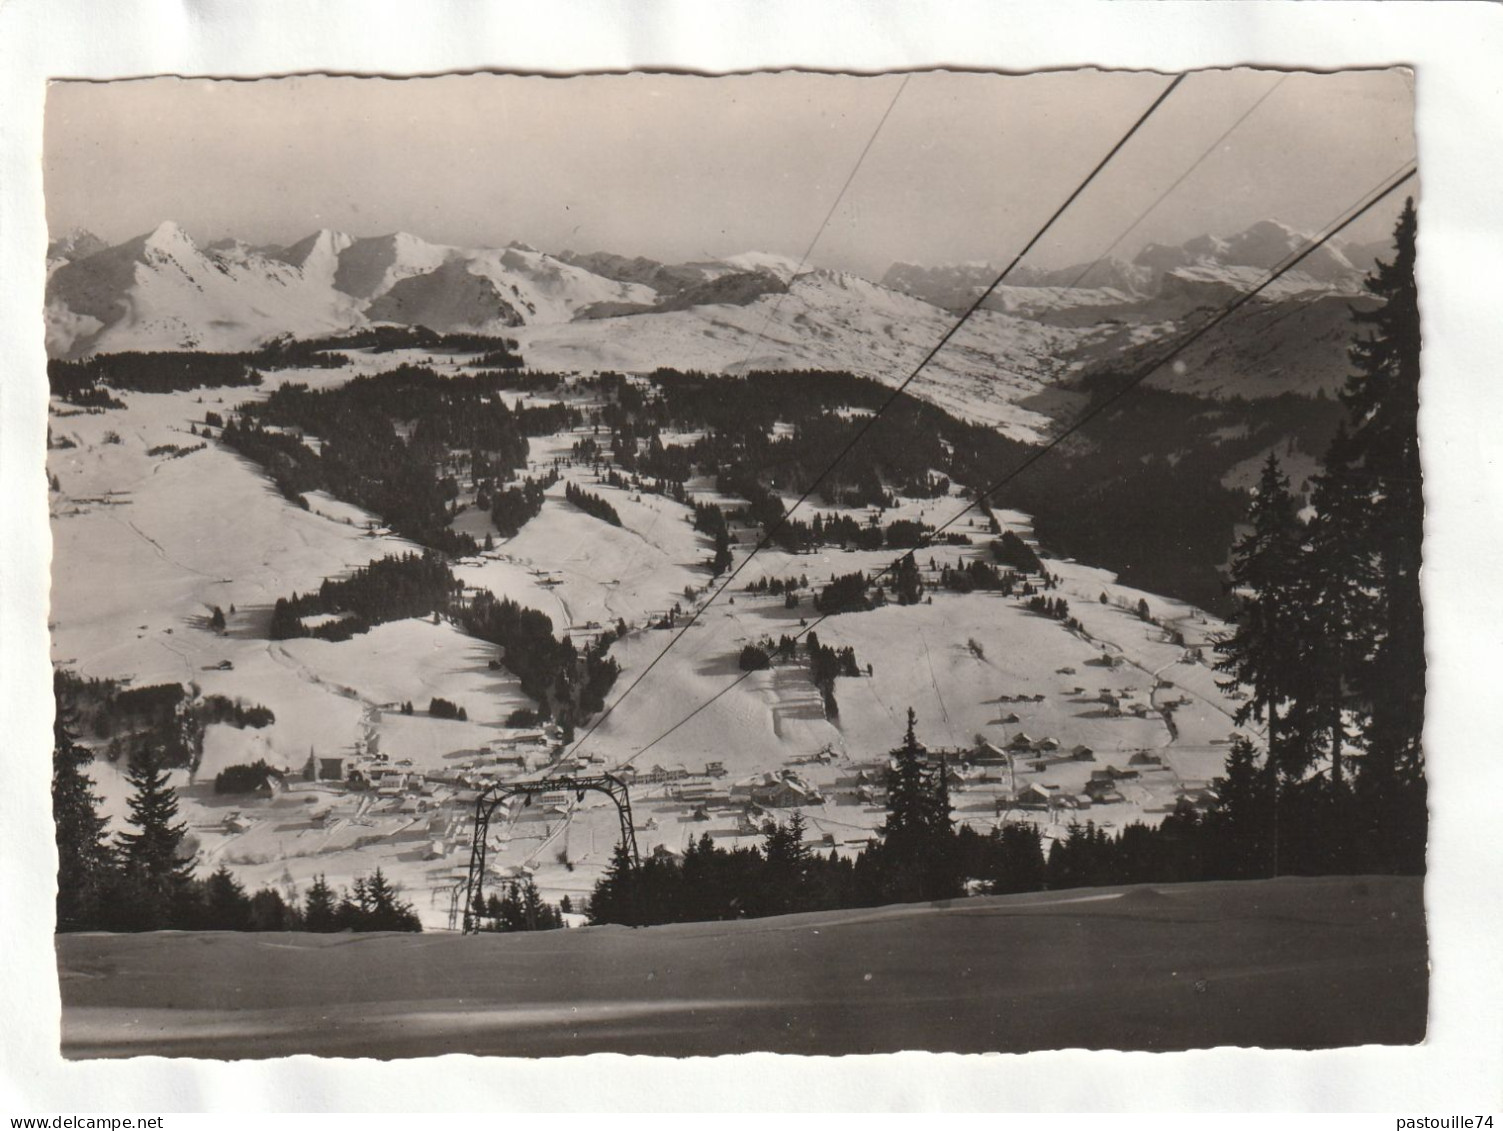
718;251;806;283
881;254;1152;312
1244;217;1301;237
47;228;107;262
1132;217;1360;282
880;217;1379;317
273;228;355;269
140;220;197;255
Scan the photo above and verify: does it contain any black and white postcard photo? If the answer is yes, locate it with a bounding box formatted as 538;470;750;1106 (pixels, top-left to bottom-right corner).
41;65;1427;1057
4;0;1502;1116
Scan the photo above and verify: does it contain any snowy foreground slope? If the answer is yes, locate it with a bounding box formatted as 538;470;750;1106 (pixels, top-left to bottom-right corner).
49;353;1254;930
58;875;1426;1057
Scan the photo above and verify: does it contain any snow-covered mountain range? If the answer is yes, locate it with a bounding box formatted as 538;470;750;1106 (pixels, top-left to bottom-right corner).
882;219;1389;313
44;222;660;358
46;223;856;361
42;224;1104;439
44;218;1386;432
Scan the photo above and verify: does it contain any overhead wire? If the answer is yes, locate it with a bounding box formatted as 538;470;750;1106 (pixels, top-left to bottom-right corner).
919;161;1418;546
678;72;1299;541
733;74;911;372
1057;72;1288;291
561;72;1187;765
1217;174;1415;342
619;160;1417;767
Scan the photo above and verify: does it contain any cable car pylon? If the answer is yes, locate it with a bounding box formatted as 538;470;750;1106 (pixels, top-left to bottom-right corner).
462;772;638;934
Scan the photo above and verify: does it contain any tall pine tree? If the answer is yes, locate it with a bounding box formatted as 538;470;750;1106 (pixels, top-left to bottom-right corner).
1208;735;1278;879
588;841;639;925
304;874;338;931
1290;199;1422;795
760;812;813;916
1343;198;1425;786
52;678;114;932
116;746;196;929
875;709;960;903
203;864;253;930
894;553;924;606
1216;453;1304;776
1214;200;1425;875
1291;423;1378;787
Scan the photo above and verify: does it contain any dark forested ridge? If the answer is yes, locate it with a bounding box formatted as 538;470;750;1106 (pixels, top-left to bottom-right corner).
45;336;379;404
559;365;1340;616
563;480;622;526
221;365;575;554
54;670;274;774
1012;387;1344;615
299;325;523;358
490;470;557;537
122;309;1336;614
49;352;264;402
269;551;464;642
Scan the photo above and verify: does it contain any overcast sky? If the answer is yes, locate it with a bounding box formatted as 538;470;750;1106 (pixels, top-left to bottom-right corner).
44;68;1415;277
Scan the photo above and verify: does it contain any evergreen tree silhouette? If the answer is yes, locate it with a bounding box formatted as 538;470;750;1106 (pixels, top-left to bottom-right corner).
588;841;639;925
876;710;960;903
203;864;252;930
894;552;923;606
52;676;114;931
116;746;195;928
1292;425;1378;787
1343;198;1424;787
1216;453;1304;775
303;874;338;931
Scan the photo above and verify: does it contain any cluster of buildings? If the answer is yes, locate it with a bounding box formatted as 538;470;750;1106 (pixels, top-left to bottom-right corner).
296;726;565;809
616;762;827;817
999;763;1143;813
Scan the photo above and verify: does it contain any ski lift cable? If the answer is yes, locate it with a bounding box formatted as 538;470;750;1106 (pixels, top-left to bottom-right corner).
655;72;1292;498
734;74;911;370
919;161;1419;548
563;73;1187;765
1216;156;1416;341
1059;72;1289;291
620;161;1416;767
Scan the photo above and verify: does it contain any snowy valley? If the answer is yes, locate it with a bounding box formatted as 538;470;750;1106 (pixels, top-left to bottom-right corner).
44;214;1387;930
50;345;1253;931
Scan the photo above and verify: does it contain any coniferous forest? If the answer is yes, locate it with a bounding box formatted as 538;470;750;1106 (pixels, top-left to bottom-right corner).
220;365;580;554
265;550;620;725
1212;200;1426;876
580;715;1350;928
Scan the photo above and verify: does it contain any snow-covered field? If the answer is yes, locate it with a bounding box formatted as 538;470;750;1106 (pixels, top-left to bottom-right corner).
514;270;1105;443
49;363;1251;929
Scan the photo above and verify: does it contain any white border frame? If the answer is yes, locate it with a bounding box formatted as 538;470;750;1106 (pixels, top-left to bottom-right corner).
2;0;1500;1114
